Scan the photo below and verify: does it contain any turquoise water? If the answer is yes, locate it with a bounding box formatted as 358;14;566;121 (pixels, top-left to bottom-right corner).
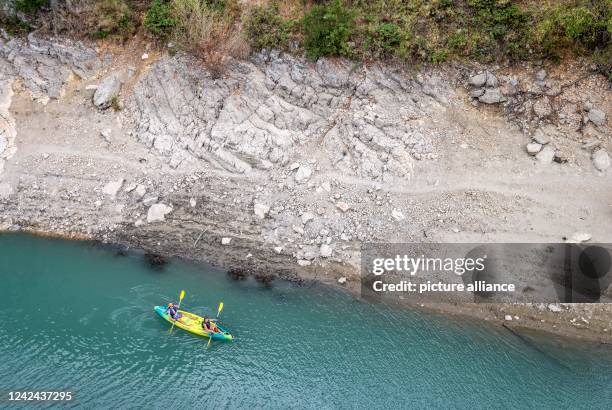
0;233;611;409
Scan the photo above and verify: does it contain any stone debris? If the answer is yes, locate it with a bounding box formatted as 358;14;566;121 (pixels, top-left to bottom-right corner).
320;244;333;258
566;232;592;243
100;128;112;143
134;184;146;198
391;209;405;221
592;149;610;171
294;165;312;183
147;203;172;223
336;201;350;213
587;108;606;126
124;183;137;193
535;146;555;164
102;178;124;197
532;127;553;145
535;69;547;82
93;74;121;109
526;143;542;155
533;97;552;118
301;212;315;224
143;196;158;206
254;203;270;219
478;88;505;104
468;72;488;87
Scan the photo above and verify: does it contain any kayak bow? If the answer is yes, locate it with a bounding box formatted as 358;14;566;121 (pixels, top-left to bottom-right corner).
154;306;233;341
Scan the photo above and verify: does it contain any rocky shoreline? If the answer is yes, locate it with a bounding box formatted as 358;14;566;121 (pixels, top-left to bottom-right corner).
1;32;611;344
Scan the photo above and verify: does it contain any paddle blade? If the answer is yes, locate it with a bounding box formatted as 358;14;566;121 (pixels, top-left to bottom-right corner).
206;337;212;348
179;290;185;301
217;302;224;317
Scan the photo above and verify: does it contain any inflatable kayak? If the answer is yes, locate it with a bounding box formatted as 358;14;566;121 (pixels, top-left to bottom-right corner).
154;306;233;341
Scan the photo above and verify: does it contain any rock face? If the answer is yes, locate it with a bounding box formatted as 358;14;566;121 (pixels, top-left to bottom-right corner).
93;74;121;109
125;52;448;180
147;203;173;223
0;133;6;155
0;33;101;100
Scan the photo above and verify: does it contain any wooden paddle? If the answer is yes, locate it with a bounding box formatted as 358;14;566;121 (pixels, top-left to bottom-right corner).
169;290;185;334
207;301;224;348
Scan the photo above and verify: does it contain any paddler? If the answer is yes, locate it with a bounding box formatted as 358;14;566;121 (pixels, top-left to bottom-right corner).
202;317;218;333
167;303;184;323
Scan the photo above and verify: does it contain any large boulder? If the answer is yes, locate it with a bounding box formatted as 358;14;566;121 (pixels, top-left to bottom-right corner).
478;88;505;104
93;74;121;109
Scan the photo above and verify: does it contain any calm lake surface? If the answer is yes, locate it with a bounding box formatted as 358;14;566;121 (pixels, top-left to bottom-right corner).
1;233;611;409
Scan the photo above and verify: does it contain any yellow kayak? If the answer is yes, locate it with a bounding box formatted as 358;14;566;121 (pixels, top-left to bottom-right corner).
154;306;233;341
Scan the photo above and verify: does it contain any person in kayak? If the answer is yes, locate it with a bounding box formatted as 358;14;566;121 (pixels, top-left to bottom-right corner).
167;303;184;323
202;317;218;333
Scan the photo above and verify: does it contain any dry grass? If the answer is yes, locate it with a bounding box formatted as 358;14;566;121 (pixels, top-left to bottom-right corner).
171;0;249;77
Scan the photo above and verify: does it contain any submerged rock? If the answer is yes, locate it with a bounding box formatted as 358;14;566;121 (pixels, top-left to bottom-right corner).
144;253;166;269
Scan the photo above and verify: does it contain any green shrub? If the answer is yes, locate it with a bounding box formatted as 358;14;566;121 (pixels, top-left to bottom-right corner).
243;2;294;50
144;0;176;38
15;0;47;13
302;0;355;60
467;0;529;58
430;48;448;63
533;1;610;59
0;14;31;35
374;22;402;50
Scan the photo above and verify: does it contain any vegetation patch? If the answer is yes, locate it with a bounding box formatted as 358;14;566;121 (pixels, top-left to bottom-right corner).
2;0;609;76
144;0;175;38
243;2;294;51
